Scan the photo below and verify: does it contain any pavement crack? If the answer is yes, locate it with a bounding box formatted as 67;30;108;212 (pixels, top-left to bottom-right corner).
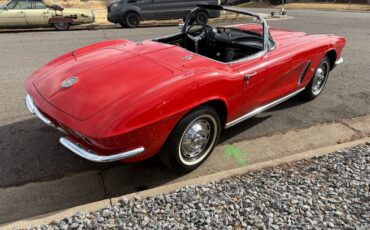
98;171;113;207
339;121;363;135
100;30;110;40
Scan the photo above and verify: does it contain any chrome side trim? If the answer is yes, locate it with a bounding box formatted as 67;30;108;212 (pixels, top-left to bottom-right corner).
335;57;343;65
26;94;53;126
60;137;145;163
225;88;305;129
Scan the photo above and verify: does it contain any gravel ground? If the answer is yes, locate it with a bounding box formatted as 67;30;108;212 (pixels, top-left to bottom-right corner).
21;144;369;230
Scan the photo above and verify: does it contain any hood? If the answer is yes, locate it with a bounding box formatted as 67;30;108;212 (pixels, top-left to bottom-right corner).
268;28;335;50
32;41;178;121
269;28;307;41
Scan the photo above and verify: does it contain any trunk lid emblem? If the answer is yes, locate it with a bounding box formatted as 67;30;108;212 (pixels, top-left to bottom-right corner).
61;77;78;88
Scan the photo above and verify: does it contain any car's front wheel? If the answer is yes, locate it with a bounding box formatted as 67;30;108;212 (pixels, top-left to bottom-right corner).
53;22;70;31
160;106;221;173
301;56;331;100
123;12;140;28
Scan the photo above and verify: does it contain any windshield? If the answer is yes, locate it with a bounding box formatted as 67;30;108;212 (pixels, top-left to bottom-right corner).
183;5;272;52
0;0;59;9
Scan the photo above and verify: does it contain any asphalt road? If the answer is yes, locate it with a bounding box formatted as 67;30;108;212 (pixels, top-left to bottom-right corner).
0;9;369;189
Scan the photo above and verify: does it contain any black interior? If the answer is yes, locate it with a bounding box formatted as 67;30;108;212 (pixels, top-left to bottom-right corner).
155;25;264;63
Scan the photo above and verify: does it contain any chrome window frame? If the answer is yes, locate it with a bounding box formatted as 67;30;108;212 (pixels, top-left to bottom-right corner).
154;5;275;66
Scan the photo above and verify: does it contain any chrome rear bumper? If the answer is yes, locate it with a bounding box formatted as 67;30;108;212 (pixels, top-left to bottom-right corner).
26;94;53;126
26;94;145;162
59;137;145;162
26;94;66;133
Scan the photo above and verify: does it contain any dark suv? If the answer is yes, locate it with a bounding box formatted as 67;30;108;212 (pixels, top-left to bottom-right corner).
107;0;219;28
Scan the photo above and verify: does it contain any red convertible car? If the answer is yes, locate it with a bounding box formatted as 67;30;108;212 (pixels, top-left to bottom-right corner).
25;5;345;172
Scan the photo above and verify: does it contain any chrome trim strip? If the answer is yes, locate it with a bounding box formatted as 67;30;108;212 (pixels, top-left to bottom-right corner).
59;137;145;162
225;88;305;129
335;57;343;65
298;61;311;85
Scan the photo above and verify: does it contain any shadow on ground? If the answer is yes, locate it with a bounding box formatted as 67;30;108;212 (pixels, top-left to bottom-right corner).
220;96;306;143
0;96;305;190
0;95;328;223
0;118;180;193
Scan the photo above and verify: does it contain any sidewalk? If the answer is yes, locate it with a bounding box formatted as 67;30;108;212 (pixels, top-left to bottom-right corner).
239;2;370;12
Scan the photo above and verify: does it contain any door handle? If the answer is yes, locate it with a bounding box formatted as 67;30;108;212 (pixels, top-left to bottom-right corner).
244;71;257;80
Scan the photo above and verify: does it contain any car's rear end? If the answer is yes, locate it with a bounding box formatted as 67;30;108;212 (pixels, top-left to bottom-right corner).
24;39;189;163
107;0;126;24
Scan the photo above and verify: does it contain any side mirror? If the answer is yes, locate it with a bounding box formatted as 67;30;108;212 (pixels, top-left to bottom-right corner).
178;23;184;30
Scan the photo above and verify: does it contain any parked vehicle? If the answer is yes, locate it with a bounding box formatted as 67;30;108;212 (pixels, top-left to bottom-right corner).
107;0;219;28
25;5;345;172
0;0;95;30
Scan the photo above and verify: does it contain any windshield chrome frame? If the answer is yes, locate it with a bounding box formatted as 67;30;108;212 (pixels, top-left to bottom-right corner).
180;5;274;65
219;6;271;52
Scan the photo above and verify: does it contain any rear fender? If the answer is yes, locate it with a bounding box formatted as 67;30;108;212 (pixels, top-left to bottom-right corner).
98;70;240;139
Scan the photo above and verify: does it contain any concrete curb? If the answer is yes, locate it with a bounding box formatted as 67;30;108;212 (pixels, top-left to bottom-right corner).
114;136;370;202
277;7;370;13
3;136;369;229
243;4;370;13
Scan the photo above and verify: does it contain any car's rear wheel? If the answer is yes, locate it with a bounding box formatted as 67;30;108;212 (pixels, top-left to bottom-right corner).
123;12;140;28
53;22;70;31
159;106;221;173
301;56;331;100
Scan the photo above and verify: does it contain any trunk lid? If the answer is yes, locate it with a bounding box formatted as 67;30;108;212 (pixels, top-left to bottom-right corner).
33;45;174;121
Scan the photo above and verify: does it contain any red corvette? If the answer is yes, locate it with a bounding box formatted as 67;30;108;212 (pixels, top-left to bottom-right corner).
25;5;345;172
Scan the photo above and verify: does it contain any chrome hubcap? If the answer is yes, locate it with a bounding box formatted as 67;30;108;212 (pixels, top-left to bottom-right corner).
312;63;329;95
181;119;211;160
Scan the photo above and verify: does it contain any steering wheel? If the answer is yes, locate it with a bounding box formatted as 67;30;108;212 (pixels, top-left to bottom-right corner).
186;23;208;54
